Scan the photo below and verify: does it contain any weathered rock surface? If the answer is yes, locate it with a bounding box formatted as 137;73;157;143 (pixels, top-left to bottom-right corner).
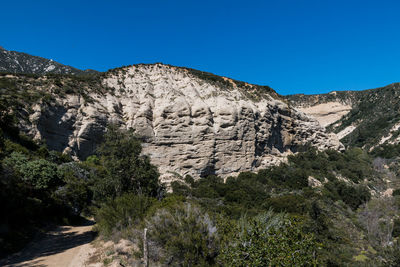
295;102;352;128
20;64;343;181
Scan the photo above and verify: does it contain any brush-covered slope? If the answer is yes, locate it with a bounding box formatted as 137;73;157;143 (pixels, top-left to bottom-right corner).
0;46;96;75
287;83;400;150
1;64;342;181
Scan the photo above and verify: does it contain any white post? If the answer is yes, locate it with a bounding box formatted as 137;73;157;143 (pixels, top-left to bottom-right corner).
143;228;148;267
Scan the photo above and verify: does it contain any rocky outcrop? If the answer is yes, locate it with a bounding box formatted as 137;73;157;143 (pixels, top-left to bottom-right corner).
286;91;355;129
294;102;352;128
17;64;342;181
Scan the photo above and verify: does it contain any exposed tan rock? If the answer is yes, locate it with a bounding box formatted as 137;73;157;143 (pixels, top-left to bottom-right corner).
295;102;352;128
382;188;393;197
337;125;357;139
20;64;343;181
307;176;323;188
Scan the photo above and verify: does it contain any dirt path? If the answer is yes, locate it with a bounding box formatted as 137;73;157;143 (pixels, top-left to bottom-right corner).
0;221;96;267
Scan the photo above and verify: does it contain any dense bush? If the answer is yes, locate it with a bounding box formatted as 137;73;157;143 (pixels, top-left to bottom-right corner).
172;148;373;216
323;180;371;210
95;193;155;237
145;202;220;266
166;147;382;265
172;173;272;218
285;148;373;183
263;194;308;213
19;159;60;189
371;144;400;159
219;211;318;266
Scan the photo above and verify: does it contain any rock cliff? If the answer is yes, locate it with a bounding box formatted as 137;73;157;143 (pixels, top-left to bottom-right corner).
5;64;343;181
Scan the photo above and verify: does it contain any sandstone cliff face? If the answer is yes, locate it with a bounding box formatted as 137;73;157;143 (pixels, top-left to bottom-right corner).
294;102;352;128
18;64;342;181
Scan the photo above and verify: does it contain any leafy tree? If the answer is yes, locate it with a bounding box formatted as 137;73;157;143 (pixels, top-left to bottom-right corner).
20;159;60;190
92;125;162;200
54;163;92;215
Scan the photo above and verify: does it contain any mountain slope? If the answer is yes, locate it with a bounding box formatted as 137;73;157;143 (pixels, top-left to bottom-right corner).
286;83;400;150
0;46;96;75
0;63;342;182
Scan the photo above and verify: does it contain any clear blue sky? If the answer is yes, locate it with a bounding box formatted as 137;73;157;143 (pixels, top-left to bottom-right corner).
2;0;400;95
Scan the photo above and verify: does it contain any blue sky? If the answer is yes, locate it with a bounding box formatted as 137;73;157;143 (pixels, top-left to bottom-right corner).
2;0;400;95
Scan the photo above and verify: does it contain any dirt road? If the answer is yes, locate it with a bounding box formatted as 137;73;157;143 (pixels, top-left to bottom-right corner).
0;220;96;267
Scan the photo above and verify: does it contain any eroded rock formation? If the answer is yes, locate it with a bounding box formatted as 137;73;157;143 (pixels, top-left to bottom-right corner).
18;64;342;181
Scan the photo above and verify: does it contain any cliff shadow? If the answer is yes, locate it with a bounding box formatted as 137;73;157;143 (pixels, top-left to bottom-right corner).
37;105;74;153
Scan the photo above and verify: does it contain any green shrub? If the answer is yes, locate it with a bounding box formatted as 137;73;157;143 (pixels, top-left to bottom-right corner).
263;194;308;214
3;151;29;171
20;159;60;189
47;150;72;164
382;240;400;266
323;181;371;210
371;144;400;159
219;211;318;266
4;152;62;190
170;180;191;197
145;202;219;266
95;193;155;237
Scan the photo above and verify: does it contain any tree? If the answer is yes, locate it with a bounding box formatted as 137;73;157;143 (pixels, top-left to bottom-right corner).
55;162;92;215
20;159;60;190
92;125;162;200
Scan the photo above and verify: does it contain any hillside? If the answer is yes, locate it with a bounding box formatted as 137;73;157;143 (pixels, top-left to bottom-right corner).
286;83;400;150
0;63;342;182
0;46;96;75
2;48;400;266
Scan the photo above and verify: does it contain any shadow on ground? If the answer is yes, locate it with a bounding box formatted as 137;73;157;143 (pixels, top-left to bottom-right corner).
0;218;96;267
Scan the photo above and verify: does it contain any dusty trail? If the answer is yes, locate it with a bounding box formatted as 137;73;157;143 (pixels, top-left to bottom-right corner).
0;220;96;267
